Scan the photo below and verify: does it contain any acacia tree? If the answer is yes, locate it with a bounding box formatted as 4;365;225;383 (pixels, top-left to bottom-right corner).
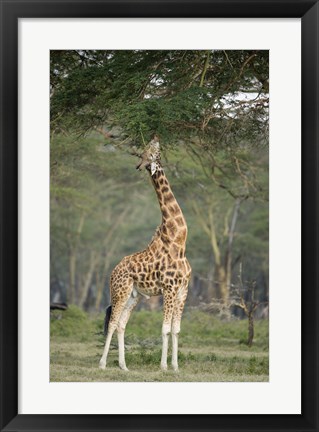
50;50;268;143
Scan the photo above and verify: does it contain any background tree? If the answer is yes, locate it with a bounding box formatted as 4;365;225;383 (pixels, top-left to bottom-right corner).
230;263;267;346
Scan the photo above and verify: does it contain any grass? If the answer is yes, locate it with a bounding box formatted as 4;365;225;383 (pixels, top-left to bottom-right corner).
50;306;269;382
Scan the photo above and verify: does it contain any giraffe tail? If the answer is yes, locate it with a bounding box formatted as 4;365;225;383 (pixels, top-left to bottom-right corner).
103;305;112;336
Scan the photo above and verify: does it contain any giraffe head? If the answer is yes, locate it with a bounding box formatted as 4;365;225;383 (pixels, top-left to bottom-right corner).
136;134;161;175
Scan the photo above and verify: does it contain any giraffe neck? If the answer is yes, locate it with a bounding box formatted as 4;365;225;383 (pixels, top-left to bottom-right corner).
149;164;188;251
150;165;182;219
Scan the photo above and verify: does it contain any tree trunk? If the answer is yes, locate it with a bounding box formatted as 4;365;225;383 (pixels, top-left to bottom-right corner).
94;207;130;311
147;296;161;311
67;213;85;304
248;312;254;347
214;264;228;304
224;198;242;304
191;200;240;305
199;51;210;88
78;251;98;309
206;255;216;301
94;241;117;311
68;251;76;304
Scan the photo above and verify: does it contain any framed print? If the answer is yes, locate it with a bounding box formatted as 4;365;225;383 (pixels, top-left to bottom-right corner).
0;0;318;431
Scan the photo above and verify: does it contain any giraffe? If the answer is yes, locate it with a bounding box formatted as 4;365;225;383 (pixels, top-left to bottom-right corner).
99;135;191;372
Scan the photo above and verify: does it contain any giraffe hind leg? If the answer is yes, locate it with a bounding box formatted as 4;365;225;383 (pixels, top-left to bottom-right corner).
99;304;120;370
99;279;133;370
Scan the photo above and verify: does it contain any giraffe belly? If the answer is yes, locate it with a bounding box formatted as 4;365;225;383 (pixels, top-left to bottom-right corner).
135;282;162;298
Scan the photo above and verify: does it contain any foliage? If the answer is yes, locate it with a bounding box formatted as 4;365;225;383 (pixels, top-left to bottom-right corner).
50;305;93;340
51;50;268;145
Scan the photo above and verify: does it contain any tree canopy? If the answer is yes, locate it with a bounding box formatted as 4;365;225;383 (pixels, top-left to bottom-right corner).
51;50;268;145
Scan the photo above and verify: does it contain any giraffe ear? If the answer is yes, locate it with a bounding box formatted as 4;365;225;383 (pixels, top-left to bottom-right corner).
151;162;157;175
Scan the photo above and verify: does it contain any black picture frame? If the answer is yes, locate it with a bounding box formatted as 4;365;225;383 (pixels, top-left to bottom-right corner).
0;1;318;431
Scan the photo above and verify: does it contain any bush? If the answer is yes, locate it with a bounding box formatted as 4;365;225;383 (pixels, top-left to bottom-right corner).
50;305;94;341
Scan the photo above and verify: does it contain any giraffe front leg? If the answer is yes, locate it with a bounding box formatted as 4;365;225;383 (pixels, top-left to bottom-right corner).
171;283;188;371
161;321;171;371
161;288;176;371
171;321;180;372
117;330;128;371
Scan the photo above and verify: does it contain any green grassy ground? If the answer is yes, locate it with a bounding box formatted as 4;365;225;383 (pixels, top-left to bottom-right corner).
50;306;269;382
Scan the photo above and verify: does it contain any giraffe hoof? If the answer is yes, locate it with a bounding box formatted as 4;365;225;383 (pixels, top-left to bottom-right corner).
99;360;106;370
172;361;179;372
160;364;168;371
119;365;129;371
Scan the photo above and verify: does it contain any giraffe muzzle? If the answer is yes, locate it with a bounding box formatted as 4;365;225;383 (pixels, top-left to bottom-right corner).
136;160;149;171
